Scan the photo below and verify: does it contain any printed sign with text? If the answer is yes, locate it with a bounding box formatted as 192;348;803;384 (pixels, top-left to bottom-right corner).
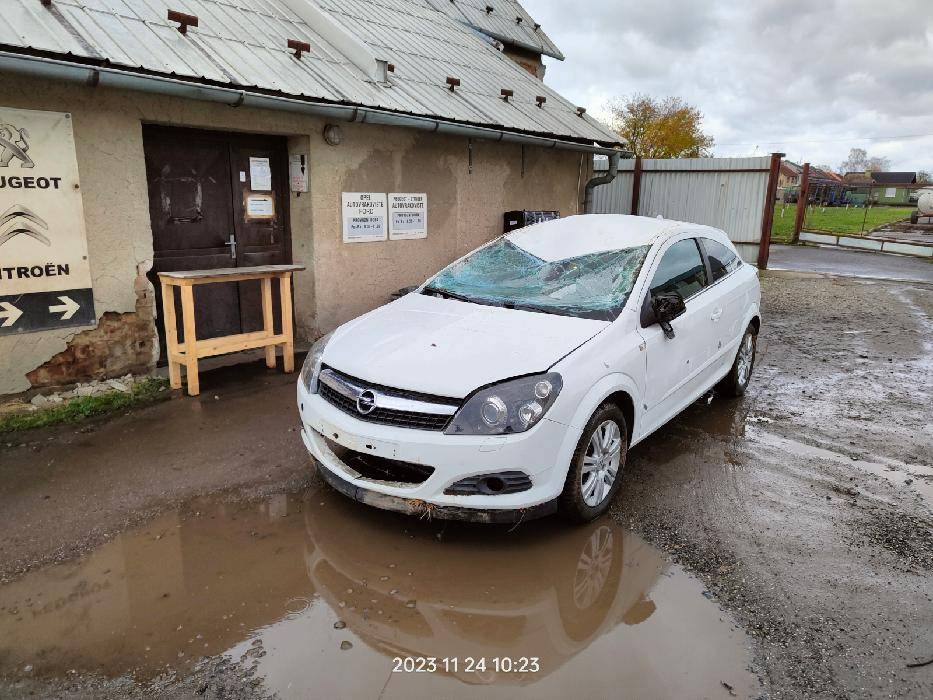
0;106;95;335
388;193;427;240
342;192;387;243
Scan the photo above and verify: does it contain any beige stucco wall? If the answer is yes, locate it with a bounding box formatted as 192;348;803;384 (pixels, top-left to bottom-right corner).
0;73;586;395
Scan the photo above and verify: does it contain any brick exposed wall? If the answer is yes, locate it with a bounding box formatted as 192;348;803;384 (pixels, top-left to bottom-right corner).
26;295;157;390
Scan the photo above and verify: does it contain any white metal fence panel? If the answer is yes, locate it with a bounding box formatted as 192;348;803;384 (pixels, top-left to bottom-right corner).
588;160;635;214
589;156;773;263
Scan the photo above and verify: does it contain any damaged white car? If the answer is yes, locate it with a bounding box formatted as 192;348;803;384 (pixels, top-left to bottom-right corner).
297;214;760;523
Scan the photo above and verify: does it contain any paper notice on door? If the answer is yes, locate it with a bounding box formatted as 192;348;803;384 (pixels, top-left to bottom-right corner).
249;157;272;191
246;194;275;219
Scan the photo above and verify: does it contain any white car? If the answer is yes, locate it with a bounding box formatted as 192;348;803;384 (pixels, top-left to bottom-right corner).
297;214;760;523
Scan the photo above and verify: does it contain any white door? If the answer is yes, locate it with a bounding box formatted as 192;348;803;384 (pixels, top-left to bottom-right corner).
698;237;746;375
638;237;720;432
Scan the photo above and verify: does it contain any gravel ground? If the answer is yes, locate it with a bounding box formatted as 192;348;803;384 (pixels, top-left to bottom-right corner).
615;271;933;699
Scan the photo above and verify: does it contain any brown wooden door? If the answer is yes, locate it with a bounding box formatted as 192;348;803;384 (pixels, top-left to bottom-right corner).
144;127;290;360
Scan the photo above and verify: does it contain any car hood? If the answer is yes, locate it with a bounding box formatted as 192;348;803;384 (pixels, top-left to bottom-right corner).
323;293;609;398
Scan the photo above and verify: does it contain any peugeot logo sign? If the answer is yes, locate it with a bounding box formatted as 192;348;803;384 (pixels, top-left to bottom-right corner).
356;390;377;415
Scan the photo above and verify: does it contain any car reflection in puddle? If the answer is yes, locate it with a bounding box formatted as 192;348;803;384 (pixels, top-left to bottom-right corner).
0;487;758;698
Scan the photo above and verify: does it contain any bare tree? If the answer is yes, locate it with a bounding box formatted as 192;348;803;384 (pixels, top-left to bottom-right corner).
839;147;891;174
839;148;868;173
916;170;930;184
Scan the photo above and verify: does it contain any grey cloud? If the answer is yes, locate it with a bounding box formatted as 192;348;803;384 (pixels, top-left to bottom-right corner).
531;0;933;170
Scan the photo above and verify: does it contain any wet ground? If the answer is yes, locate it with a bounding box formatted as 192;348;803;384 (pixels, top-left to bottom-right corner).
769;243;933;283
0;489;756;699
1;248;931;699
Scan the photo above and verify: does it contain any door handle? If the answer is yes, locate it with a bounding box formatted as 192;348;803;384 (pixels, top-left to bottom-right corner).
710;308;723;322
226;234;237;260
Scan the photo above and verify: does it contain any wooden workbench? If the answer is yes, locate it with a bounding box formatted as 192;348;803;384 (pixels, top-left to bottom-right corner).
158;265;305;396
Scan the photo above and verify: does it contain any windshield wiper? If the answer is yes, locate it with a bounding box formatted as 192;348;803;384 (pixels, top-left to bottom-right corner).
422;286;474;303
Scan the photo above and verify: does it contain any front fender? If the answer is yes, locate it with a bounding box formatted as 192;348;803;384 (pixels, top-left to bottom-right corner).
558;372;642;434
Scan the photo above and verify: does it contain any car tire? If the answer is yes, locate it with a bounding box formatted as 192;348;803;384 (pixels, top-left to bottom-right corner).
558;403;628;523
718;325;756;397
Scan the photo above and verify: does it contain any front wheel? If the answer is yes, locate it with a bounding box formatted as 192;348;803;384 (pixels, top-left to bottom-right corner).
559;404;628;523
718;325;756;397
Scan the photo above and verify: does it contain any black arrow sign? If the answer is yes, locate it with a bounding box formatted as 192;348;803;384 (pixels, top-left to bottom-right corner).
0;288;95;336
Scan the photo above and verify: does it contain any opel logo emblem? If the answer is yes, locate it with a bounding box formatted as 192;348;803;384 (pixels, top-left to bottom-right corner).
356;390;376;415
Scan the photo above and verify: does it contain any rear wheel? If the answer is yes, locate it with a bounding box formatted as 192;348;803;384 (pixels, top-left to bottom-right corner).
718;325;756;397
559;404;628;523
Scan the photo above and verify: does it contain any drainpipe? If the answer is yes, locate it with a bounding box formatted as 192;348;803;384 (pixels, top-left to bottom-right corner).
0;52;620;156
583;150;620;213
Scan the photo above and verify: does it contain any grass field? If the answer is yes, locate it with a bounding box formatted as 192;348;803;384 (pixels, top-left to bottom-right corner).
771;204;914;243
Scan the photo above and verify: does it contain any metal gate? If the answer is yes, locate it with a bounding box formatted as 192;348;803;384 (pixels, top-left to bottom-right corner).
587;154;781;267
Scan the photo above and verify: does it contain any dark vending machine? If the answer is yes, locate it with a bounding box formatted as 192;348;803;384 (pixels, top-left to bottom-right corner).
503;210;559;233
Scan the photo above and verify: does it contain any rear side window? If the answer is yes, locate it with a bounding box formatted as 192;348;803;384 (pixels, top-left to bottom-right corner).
649;239;707;299
702;238;741;282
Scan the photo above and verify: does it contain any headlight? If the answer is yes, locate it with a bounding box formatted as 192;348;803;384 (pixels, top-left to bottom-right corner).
445;372;563;436
299;331;332;393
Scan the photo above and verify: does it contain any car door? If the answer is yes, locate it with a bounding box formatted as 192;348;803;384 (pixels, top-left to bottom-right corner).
637;237;720;433
698;237;746;375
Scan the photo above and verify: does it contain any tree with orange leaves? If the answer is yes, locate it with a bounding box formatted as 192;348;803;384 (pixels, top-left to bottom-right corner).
609;94;714;159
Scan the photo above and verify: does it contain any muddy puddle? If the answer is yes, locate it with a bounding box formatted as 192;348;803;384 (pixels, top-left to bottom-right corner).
0;487;758;698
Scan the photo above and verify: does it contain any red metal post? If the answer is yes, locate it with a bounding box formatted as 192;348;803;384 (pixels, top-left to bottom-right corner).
756;152;784;270
791;162;810;244
630;156;642;216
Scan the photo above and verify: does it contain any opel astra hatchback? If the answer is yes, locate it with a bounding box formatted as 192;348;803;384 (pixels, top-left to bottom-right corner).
297;214;761;523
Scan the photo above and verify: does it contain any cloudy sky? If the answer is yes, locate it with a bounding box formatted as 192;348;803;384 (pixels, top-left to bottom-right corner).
531;0;933;172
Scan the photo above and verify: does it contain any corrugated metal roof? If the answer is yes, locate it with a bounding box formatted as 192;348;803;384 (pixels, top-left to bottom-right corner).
1;0;616;145
424;0;564;60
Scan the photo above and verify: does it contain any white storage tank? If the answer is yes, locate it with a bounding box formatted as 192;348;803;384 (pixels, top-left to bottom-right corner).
918;188;933;216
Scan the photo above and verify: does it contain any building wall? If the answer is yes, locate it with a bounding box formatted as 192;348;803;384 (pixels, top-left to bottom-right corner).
872;186;911;205
0;73;586;395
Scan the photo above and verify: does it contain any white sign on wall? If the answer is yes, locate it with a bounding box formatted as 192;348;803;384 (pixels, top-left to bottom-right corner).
342;192;387;243
0;106;95;335
388;193;427;240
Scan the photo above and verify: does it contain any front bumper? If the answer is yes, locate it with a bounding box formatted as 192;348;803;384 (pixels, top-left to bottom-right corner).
297;381;580;518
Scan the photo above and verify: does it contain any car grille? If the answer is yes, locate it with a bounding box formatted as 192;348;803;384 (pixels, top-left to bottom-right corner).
324;437;435;484
318;366;460;432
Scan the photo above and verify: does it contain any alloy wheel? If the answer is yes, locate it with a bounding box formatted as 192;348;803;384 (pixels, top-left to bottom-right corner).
736;333;754;386
581;420;622;507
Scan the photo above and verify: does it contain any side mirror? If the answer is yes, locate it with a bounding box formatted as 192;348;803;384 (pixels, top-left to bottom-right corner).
651;292;686;339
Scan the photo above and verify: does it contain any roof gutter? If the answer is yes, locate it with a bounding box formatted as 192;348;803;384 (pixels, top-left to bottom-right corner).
0;51;620;156
583;150;620;212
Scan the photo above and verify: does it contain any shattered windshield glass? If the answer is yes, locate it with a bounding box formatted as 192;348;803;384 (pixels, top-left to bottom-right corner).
423;238;650;321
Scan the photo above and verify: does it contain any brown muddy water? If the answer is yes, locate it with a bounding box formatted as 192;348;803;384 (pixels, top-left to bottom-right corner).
0;487;758;699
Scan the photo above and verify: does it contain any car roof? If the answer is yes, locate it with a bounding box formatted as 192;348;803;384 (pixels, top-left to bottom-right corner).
506;214;713;262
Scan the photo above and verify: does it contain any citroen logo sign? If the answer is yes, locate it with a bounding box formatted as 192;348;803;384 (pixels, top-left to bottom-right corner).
0;205;50;248
356;390;377;415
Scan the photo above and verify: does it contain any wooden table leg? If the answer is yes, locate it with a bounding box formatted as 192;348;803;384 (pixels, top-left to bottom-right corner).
160;281;182;390
279;273;295;373
180;284;200;396
261;276;277;370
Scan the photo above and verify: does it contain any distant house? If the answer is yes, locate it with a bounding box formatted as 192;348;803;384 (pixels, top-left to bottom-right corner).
843;171;918;205
778;161;801;196
781;163;846;204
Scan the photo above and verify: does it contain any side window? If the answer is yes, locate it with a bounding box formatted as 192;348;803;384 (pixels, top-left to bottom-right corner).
702;238;741;282
649;239;707;299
